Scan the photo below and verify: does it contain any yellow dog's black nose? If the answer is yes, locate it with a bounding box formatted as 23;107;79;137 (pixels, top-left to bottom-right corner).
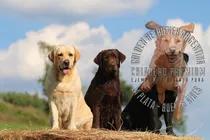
63;60;69;66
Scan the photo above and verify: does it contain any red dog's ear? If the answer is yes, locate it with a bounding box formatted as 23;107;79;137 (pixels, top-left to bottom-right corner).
180;23;195;33
94;51;103;65
145;20;162;30
116;49;126;63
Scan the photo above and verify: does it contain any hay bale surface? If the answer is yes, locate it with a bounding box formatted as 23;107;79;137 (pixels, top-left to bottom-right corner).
0;129;202;140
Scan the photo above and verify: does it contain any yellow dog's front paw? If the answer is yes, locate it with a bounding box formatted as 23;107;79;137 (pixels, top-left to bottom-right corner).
52;126;60;130
67;124;78;131
68;128;78;131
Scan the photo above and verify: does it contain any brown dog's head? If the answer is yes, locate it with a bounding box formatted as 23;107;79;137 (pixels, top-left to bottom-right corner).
48;45;80;75
94;49;126;77
145;21;194;63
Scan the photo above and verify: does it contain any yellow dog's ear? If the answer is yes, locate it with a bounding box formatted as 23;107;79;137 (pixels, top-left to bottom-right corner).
48;49;54;62
73;46;80;63
180;23;195;33
145;20;162;30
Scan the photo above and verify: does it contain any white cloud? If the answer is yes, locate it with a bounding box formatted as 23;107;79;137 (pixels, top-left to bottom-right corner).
0;19;209;85
0;22;143;87
0;0;156;22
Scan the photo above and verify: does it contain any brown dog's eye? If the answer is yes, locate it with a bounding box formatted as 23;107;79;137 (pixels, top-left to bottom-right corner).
104;56;108;60
58;53;63;57
111;53;117;59
113;55;117;58
69;53;73;57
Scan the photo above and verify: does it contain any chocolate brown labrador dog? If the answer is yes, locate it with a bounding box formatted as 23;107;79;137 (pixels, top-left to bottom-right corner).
85;49;126;130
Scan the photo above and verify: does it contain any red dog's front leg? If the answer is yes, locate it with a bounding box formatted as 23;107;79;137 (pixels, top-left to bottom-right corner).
140;71;155;93
174;85;186;122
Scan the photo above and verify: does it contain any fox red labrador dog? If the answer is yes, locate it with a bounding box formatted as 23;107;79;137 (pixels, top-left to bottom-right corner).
122;53;189;135
85;49;126;130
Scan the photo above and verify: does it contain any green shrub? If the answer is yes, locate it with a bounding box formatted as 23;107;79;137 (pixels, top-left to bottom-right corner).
0;92;49;114
0;102;8;112
13;110;47;125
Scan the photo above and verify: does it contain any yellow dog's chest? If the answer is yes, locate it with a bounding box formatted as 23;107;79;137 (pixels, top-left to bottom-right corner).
51;79;78;94
51;82;77;105
51;84;77;118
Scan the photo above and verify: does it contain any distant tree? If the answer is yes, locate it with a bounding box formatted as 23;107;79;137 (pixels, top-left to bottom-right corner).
38;41;54;55
37;63;51;96
82;85;88;95
37;41;54;96
120;78;133;105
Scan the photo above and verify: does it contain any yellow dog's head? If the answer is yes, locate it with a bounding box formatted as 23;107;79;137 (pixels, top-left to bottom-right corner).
48;45;80;75
145;21;194;63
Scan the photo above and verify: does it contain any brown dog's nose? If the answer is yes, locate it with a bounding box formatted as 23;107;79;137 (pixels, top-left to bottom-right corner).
109;61;116;67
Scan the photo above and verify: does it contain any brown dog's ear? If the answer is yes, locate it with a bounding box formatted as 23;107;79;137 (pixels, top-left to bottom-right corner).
73;46;80;63
48;49;54;62
145;20;162;30
94;51;103;65
180;23;195;33
116;49;126;63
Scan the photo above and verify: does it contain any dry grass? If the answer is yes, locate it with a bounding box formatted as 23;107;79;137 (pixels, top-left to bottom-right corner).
0;129;202;140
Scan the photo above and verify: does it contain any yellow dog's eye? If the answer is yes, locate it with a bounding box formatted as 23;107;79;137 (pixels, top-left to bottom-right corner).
58;53;63;57
69;53;73;57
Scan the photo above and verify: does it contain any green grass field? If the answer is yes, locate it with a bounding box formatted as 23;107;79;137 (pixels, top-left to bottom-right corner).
0;122;49;130
0;100;49;130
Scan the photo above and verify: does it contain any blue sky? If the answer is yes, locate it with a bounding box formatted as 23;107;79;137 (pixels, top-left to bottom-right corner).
0;0;209;49
0;0;209;139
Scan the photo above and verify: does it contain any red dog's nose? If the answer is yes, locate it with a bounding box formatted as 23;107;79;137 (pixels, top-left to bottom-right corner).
174;85;180;92
170;48;176;54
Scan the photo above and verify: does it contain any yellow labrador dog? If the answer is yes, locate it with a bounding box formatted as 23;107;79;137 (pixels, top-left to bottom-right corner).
140;21;194;121
45;45;93;130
